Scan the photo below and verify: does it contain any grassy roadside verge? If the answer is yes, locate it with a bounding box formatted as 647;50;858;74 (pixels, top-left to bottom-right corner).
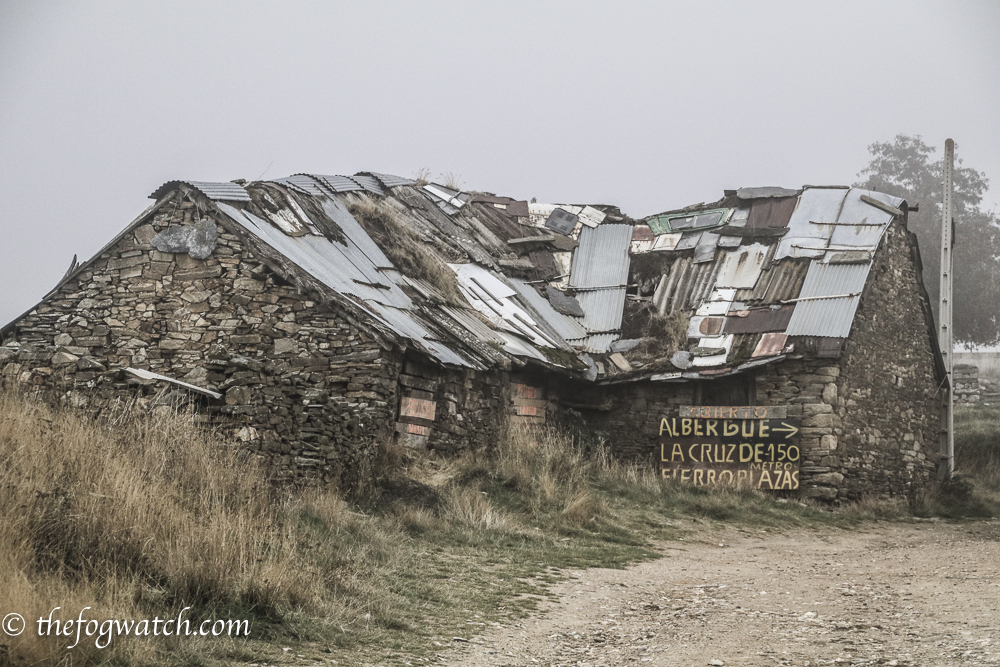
1;390;997;666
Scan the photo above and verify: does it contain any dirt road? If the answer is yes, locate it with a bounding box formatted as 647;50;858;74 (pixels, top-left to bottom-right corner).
445;520;1000;666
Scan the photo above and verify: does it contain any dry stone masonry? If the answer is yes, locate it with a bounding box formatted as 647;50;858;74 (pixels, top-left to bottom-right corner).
1;176;947;500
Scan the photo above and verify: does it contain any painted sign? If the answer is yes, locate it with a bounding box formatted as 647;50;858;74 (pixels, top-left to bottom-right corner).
658;406;800;490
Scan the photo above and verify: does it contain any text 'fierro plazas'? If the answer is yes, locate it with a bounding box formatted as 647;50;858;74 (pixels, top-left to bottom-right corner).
656;407;801;491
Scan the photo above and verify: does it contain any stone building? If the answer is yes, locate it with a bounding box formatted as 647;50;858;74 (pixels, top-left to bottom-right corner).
0;175;944;499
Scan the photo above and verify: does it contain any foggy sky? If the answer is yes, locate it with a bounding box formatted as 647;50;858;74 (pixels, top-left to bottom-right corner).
2;0;998;327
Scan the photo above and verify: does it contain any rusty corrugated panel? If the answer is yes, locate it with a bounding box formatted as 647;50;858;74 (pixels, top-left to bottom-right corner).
723;304;795;334
735;258;809;304
149;180;251;202
653;254;725;315
747;197;797;228
569;223;633;289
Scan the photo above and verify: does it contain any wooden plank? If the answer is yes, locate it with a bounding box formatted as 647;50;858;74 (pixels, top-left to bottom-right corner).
400;397;436;420
512;397;548;408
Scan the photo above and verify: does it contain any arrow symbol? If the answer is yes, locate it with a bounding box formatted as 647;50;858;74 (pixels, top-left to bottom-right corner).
773;422;799;437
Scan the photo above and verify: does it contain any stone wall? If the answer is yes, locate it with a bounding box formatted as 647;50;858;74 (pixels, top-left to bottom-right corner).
0;193;403;486
820;219;941;500
394;356;510;454
565;220;941;502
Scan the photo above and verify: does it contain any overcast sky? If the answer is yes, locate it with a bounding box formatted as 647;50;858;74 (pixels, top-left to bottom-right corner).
1;0;998;326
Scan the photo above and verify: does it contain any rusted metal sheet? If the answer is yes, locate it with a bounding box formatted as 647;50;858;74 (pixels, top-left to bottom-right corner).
658;409;801;490
715;243;770;288
747;196;797;228
400;397;436;421
735;258;809;304
723;304;795;334
653;254;724;315
752;332;788;357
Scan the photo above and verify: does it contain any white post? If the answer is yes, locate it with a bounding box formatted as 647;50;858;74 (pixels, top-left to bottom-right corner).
939;138;955;479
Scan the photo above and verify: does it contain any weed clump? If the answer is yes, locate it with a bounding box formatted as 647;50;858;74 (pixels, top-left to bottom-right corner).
346;194;465;305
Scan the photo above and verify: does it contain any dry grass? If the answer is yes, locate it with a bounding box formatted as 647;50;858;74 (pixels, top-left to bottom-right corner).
4;386;995;665
345;194;465;305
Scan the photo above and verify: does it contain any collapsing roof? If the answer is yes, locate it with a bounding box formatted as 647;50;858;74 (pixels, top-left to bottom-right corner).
620;186;911;382
5;172;920;387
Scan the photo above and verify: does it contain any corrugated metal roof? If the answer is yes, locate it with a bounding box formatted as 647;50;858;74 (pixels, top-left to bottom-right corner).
839;188;904;226
736;258;809;304
573;288;627;333
312;174;364;193
349;173;385;196
216;203;404;307
775;187;846;260
271;175;328;197
439;305;505;345
451;263;558;349
737;186;800;199
785;295;861;338
569;223;633;289
363;172;414;189
653;255;724;315
797;261;870;299
149;180;251;202
508;278;588;342
318;198;394;269
568;333;618;354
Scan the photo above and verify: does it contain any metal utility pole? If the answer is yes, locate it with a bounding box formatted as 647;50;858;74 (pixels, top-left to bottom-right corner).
939;138;955;480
